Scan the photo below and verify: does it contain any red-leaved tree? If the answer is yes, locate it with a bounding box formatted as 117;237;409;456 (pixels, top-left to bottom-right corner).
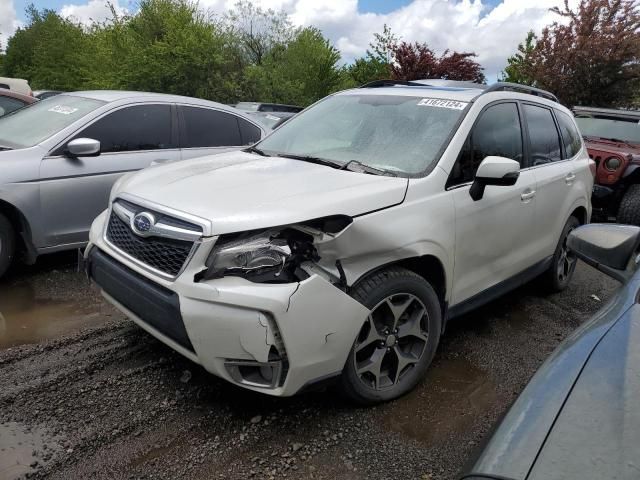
524;0;640;107
390;41;486;83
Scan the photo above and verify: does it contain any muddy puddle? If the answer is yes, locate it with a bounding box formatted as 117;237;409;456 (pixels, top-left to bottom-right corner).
381;357;497;446
0;280;105;349
0;422;61;479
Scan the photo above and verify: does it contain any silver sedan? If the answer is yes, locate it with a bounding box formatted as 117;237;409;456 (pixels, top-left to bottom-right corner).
0;91;266;277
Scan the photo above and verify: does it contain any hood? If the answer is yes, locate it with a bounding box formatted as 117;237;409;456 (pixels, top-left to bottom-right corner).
584;137;640;159
115;151;408;235
527;303;640;480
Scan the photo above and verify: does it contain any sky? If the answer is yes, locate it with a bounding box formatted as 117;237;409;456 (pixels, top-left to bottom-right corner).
0;0;574;81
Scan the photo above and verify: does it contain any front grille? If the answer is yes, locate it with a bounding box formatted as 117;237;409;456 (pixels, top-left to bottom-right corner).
106;212;195;277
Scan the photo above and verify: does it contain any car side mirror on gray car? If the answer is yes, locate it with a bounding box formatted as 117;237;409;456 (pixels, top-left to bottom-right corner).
66;137;101;157
568;224;640;282
470;156;520;201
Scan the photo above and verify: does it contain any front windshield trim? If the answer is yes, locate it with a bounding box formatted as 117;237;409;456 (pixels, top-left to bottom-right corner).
254;93;474;179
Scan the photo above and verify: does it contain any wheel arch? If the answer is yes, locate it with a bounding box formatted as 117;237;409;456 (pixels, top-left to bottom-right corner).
351;254;447;310
570;205;588;225
0;199;36;263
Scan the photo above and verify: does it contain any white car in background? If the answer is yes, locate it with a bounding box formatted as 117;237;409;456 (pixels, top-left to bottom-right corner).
86;80;593;404
0;77;33;96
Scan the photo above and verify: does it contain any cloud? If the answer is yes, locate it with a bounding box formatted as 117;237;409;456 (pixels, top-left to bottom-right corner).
60;0;127;25
55;0;575;80
0;0;21;50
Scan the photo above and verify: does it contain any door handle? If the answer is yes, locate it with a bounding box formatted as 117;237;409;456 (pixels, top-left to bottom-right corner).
565;172;576;185
521;190;536;202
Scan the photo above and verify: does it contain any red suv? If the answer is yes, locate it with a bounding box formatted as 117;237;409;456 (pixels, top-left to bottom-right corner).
574;107;640;225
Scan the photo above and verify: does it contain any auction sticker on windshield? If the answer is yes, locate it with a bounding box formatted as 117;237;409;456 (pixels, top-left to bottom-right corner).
48;105;79;115
417;98;468;110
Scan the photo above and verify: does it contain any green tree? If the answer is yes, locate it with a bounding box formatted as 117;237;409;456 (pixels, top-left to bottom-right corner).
348;24;398;85
225;0;295;66
3;6;92;90
251;27;344;106
500;31;536;85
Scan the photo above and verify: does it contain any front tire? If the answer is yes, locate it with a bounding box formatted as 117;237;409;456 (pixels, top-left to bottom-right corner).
544;216;579;293
617;184;640;226
0;213;16;279
339;267;442;405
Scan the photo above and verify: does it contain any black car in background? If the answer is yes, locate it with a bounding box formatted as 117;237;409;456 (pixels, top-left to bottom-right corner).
462;223;640;480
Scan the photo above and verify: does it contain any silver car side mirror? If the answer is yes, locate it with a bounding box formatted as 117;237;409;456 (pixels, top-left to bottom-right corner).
66;138;101;157
568;224;640;282
470;156;520;201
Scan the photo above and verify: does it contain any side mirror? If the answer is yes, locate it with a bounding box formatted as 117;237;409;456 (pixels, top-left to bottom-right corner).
66;138;100;157
469;156;520;201
568;224;640;282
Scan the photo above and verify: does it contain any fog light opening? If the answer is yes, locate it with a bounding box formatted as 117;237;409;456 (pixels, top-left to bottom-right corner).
225;359;283;389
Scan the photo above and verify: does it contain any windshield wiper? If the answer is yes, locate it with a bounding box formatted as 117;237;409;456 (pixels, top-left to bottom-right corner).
273;153;342;169
340;160;397;176
245;146;269;156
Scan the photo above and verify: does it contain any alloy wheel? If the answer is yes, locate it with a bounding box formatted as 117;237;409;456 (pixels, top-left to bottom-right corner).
557;229;577;282
353;293;429;391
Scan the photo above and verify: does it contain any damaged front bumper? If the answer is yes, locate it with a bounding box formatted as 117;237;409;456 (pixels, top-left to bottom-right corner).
86;211;369;397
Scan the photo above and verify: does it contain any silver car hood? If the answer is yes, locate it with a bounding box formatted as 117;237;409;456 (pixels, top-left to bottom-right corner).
115;151;408;235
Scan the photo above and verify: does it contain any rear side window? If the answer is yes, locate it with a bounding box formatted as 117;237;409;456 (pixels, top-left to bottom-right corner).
181;107;242;148
0;96;26;116
555;110;582;158
523;104;562;165
76;104;174;153
448;102;523;187
238;118;261;144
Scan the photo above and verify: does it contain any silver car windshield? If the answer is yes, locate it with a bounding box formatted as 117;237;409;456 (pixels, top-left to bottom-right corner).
257;93;467;175
0;95;105;149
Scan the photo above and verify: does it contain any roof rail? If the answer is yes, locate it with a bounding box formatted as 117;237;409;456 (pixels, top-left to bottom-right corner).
482;82;558;103
360;79;428;88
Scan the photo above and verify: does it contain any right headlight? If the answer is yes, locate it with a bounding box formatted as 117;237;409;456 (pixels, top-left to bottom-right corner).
604;156;622;171
206;231;291;278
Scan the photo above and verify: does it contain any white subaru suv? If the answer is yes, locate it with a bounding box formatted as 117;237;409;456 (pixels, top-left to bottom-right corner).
85;80;593;404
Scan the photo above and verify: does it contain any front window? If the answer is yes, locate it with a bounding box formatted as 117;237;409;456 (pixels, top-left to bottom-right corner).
0;95;105;149
575;114;640;144
256;93;467;175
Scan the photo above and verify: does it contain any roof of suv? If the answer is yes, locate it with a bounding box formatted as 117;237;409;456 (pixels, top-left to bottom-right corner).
573;106;640;120
355;79;559;104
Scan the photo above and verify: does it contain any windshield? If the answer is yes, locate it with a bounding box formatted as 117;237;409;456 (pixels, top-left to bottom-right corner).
0;95;105;149
575;115;640;144
256;93;467;175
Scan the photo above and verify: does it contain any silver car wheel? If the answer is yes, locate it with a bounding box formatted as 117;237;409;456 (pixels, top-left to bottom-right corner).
354;293;429;391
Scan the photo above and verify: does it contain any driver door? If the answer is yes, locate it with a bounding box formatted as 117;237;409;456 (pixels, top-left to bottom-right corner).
39;103;179;247
448;102;538;306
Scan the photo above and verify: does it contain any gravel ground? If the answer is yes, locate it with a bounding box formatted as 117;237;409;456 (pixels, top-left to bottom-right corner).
0;253;617;480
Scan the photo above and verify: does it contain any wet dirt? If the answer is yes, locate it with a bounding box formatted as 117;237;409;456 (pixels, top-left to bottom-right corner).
381;358;497;447
0;422;61;480
0;252;111;349
0;256;619;480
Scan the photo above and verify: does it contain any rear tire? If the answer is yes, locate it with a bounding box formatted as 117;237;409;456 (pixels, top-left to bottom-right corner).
0;213;16;279
543;216;579;293
617;184;640;226
339;267;441;405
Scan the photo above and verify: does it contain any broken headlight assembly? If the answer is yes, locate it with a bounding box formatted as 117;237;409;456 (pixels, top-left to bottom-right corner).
202;229;318;283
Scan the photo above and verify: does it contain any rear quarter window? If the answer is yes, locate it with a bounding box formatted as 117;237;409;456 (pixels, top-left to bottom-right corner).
556;110;583;158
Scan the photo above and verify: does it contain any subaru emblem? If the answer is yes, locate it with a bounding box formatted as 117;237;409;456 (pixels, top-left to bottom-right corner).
132;212;155;236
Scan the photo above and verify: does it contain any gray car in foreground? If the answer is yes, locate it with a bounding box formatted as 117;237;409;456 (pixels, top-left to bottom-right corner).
0;91;265;277
462;223;640;480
